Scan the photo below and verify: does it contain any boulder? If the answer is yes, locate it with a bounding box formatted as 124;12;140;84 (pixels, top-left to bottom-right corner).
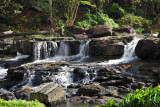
30;82;66;106
135;37;160;59
16;39;33;55
89;39;124;58
113;25;136;34
0;88;16;100
0;38;16;54
76;84;114;97
87;25;112;38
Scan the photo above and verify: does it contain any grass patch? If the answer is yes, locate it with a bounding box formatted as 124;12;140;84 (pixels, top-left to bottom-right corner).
0;99;45;107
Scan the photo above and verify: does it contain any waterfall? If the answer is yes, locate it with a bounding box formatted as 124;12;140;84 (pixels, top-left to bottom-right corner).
32;40;91;62
100;37;141;65
58;41;69;56
33;41;58;60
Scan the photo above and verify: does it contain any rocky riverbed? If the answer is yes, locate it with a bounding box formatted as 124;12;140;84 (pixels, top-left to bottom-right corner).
0;26;160;106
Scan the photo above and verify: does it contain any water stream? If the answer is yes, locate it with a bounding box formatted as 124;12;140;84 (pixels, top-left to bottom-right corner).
0;37;142;107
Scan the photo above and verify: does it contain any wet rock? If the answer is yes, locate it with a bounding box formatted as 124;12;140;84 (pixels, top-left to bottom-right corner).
98;68;121;76
73;68;86;81
87;25;112;38
66;88;78;98
30;82;66;106
7;66;29;80
76;84;114;97
118;86;131;93
113;25;136;34
15;90;30;100
32;73;53;86
89;96;121;105
68;96;91;103
0;88;16;100
135;37;160;59
101;80;122;86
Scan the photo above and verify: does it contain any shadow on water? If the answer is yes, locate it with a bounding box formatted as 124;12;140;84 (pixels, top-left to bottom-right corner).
55;102;96;107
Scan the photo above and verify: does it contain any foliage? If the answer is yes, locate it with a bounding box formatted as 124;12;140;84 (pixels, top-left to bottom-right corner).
136;27;144;34
96;85;160;107
80;1;96;8
95;99;118;107
76;10;119;28
109;2;125;18
121;14;152;28
0;99;45;107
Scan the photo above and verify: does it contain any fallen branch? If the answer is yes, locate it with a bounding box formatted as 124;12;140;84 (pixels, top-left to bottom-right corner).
0;30;50;38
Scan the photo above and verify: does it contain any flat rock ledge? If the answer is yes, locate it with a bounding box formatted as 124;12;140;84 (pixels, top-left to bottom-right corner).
30;82;66;106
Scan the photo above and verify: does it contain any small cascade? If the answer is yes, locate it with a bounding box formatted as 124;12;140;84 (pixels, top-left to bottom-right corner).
58;41;69;56
0;67;7;80
79;40;90;56
33;41;58;60
32;40;91;62
100;37;141;65
7;52;30;61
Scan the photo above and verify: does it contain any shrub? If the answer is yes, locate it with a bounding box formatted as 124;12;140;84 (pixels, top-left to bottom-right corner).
76;10;119;29
96;85;160;107
109;2;125;18
121;14;152;28
136;27;144;34
0;99;45;107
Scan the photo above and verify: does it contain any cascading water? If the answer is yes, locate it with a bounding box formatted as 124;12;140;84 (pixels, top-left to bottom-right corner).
33;41;58;60
32;40;91;62
100;37;141;65
0;67;7;80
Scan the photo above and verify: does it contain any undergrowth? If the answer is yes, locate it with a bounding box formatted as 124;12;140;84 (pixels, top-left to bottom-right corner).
96;85;160;107
0;99;45;107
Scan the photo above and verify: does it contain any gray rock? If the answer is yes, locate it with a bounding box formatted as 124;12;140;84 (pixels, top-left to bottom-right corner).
30;82;66;106
0;88;16;100
113;25;136;34
87;25;112;38
76;84;114;97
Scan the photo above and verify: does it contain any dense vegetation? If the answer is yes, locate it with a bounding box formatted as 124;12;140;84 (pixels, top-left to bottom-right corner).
0;99;45;107
0;0;160;32
96;85;160;107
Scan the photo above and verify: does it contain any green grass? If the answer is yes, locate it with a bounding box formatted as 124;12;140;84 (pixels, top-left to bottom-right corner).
96;85;160;107
0;99;45;107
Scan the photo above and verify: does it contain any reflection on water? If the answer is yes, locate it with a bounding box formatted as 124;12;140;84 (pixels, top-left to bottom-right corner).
56;102;95;107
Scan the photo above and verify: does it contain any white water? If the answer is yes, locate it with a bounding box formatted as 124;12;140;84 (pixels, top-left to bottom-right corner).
33;41;58;60
31;40;90;63
0;67;8;79
7;52;30;61
100;37;141;65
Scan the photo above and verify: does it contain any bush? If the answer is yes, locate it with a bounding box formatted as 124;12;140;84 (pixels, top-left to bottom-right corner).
121;14;152;28
0;99;45;107
76;10;119;29
109;2;125;18
96;85;160;107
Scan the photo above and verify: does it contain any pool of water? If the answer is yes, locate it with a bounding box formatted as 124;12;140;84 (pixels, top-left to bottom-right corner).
56;102;96;107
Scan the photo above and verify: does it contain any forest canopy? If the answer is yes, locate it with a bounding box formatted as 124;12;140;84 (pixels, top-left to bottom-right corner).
0;0;160;32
